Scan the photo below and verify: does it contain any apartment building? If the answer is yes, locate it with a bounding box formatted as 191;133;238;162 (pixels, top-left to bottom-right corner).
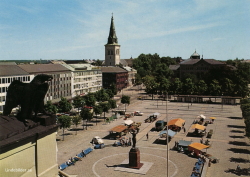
18;64;72;103
61;64;102;97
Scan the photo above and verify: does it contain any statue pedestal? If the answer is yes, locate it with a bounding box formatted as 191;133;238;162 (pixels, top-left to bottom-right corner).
129;147;143;169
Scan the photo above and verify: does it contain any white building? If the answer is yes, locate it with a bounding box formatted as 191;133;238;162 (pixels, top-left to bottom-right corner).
62;64;102;97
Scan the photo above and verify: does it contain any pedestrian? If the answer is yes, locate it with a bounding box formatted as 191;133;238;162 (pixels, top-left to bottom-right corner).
200;138;203;144
81;150;86;157
146;133;149;140
236;164;241;171
183;127;186;133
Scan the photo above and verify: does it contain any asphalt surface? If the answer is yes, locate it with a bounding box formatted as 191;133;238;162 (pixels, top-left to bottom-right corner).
57;89;250;177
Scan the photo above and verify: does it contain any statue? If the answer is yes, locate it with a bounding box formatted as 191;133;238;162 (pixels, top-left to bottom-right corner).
3;74;53;122
130;127;139;148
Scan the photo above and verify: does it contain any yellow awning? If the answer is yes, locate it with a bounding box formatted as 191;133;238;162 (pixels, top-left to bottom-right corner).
188;142;209;150
191;124;205;130
210;117;216;119
168;118;185;127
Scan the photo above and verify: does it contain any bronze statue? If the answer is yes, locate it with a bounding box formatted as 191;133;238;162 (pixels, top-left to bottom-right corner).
130;127;139;148
3;74;53;121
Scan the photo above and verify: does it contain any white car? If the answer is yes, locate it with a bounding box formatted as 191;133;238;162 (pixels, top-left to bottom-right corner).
134;111;144;116
91;136;104;144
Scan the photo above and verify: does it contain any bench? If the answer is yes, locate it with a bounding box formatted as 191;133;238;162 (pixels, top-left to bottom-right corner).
84;147;93;155
59;163;68;170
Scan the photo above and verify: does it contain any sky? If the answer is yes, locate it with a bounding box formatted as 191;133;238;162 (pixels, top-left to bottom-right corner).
0;0;249;61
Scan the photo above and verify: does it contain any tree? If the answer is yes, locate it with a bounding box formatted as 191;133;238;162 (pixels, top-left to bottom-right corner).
170;78;182;95
222;78;235;96
109;83;117;95
84;93;96;107
158;78;170;95
105;89;114;99
58;97;72;113
121;95;130;113
93;105;103;125
72;116;82;135
182;78;195;95
196;80;207;95
209;80;221;96
72;95;84;113
100;102;110;120
80;107;93;130
143;75;158;98
93;59;103;66
95;89;109;102
58;115;71;141
44;101;58;114
240;98;250;137
108;99;117;109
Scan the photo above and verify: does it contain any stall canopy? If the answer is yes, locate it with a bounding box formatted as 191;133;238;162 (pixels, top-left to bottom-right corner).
124;120;133;125
109;125;127;132
168;118;185;127
159;129;177;137
197;114;206;119
210;117;216;120
191;124;205;130
178;140;192;147
188;142;208;150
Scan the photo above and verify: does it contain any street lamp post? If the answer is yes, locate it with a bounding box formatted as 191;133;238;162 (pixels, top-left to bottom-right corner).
166;92;169;177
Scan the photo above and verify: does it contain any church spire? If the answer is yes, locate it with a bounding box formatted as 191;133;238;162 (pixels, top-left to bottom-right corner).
107;14;118;44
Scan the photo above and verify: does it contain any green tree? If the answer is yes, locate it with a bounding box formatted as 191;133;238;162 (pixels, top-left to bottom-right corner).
121;95;130;113
58;97;72;113
108;99;117;109
93;105;103;125
196;80;207;95
100;102;110;120
80;107;93;130
134;73;143;85
84;93;96;107
109;83;117;95
105;89;114;99
240;99;250;137
222;78;235;96
170;78;182;95
209;79;221;96
95;89;109;102
58;115;71;141
72;95;84;113
94;59;103;66
182;78;195;95
158;78;170;95
44;101;58;114
72;116;82;135
143;75;158;98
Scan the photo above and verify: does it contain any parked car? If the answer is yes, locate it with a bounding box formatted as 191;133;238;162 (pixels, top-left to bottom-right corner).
134;111;144;116
91;136;104;144
155;120;167;131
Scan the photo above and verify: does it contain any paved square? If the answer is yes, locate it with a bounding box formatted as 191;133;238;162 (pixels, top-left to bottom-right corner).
114;159;153;175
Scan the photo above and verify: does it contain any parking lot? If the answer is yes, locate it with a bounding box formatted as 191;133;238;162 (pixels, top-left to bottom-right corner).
57;96;249;177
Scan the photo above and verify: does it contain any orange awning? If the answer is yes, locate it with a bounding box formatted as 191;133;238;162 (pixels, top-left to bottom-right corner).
191;124;205;130
188;142;209;150
210;117;216;119
168;118;185;127
109;125;127;132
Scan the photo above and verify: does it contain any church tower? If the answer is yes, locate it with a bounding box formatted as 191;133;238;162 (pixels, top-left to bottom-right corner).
105;15;120;66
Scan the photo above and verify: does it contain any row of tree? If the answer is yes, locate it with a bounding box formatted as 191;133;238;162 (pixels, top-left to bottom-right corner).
44;86;131;140
133;54;250;97
240;98;250;137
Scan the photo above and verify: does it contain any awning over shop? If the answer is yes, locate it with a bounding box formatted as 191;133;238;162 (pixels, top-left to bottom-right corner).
191;124;205;130
159;129;177;137
178;140;192;147
210;117;216;119
168;118;185;127
188;142;209;150
109;125;127;132
124;120;133;125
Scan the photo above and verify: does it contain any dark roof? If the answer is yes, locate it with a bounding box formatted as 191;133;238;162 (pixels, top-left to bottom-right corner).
18;64;71;74
124;58;134;66
169;65;180;70
180;59;225;65
101;66;128;73
0;65;30;76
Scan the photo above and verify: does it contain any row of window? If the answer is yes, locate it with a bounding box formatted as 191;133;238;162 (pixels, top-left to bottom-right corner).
74;71;101;76
0;76;31;84
0;87;7;93
107;49;119;55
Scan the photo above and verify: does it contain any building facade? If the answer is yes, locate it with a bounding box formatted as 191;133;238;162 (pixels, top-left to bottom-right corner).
101;67;128;91
62;64;102;97
18;64;72;103
105;15;120;66
0;64;34;112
